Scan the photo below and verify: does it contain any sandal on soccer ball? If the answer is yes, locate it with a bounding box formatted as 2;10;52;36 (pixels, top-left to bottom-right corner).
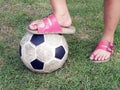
91;40;114;63
26;14;75;34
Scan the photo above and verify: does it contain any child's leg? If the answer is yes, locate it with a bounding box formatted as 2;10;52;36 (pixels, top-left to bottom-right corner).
29;0;72;30
90;0;120;61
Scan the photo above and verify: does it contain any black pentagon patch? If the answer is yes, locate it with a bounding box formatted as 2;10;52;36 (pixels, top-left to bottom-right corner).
30;34;44;46
55;46;65;59
19;45;22;57
31;59;44;70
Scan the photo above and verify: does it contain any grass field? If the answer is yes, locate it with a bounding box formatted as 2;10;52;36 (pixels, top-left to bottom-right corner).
1;0;120;90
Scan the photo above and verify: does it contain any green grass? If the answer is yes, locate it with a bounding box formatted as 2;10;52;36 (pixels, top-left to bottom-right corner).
1;0;120;90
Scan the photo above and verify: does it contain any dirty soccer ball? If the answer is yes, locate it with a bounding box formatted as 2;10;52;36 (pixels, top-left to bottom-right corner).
19;32;68;73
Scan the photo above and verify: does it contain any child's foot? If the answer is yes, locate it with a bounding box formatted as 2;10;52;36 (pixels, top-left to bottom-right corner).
29;12;72;29
27;13;75;34
90;40;114;63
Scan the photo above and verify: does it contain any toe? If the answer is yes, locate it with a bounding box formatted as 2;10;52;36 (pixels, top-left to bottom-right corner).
28;24;37;30
98;55;103;61
90;54;94;60
104;54;110;60
28;20;44;30
94;54;100;61
90;52;97;60
101;57;105;61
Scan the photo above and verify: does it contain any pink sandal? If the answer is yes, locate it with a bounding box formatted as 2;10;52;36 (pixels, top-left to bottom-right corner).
26;14;75;34
91;41;114;63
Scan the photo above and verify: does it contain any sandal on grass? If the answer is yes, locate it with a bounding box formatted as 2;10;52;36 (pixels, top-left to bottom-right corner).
91;40;114;63
26;14;75;34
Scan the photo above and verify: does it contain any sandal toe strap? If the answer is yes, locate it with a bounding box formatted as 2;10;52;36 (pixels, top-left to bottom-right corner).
96;41;114;54
37;14;62;33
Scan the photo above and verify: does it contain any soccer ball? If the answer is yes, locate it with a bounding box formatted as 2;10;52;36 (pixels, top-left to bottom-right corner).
19;32;68;73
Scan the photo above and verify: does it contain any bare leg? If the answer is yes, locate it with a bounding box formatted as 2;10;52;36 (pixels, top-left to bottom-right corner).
90;0;120;61
29;0;72;30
